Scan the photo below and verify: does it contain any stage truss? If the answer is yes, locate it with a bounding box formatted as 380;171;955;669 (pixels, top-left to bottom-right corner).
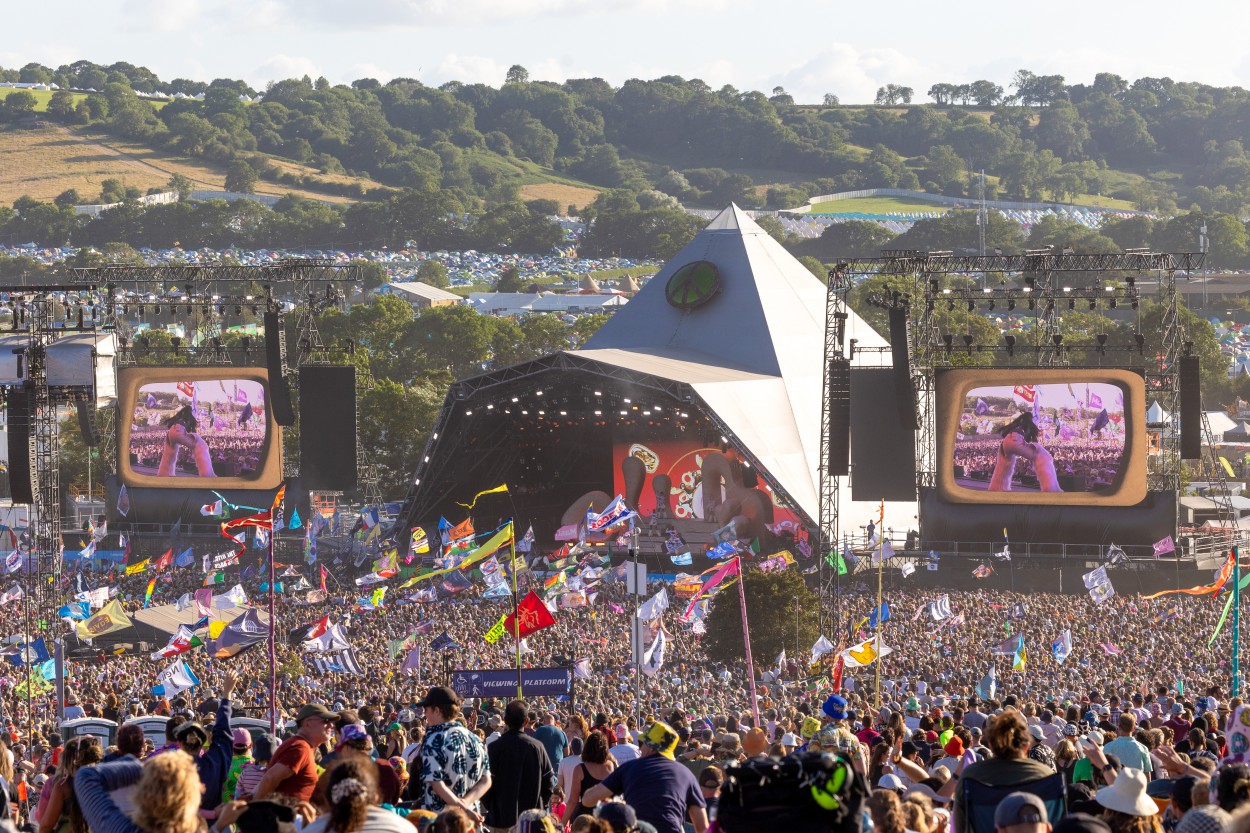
817;250;1222;622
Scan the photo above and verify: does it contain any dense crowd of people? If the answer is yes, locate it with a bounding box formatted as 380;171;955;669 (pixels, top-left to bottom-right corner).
2;539;1250;833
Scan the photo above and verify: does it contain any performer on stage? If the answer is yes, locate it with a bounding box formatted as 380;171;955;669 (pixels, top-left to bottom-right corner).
157;405;217;477
988;412;1060;492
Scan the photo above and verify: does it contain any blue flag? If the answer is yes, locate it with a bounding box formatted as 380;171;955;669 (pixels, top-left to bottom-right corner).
868;602;891;628
74;572;89;595
708;541;737;559
58;602;89;620
175;547;195;568
670;552;693;566
289;508;302;530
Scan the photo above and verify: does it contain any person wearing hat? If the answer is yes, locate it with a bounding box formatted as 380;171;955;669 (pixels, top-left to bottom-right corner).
255;700;335;803
1095;767;1159;822
234;733;277;801
597;800;659;833
994;792;1051;833
221;728;254;807
778;733;799;755
413;686;492;821
482;700;554;833
583;721;709;833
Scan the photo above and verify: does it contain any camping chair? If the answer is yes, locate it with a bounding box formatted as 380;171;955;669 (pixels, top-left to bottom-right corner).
961;772;1066;833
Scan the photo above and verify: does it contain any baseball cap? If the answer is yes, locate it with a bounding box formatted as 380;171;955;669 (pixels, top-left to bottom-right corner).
232;728;252;749
596;802;638;830
995;792;1048;827
295;703;336;724
415;686;461;710
879;774;905;790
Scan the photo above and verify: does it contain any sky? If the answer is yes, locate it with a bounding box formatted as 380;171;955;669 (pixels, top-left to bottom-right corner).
4;0;1249;103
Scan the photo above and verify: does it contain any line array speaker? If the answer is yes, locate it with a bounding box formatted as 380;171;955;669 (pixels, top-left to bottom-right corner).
265;312;295;426
76;401;99;447
7;388;33;504
828;357;851;476
299;365;358;491
888;307;918;431
1179;354;1201;460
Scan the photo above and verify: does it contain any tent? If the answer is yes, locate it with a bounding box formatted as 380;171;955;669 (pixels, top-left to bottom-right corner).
1146;401;1171;426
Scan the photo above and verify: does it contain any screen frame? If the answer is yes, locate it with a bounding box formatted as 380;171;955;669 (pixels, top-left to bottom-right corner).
116;366;283;490
935;367;1147;507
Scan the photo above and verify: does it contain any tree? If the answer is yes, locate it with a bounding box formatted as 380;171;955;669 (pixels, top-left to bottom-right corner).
968;80;1004;107
505;65;530;85
167;173;194;199
803;220;898;259
497;265;524;292
54;189;82;208
797;255;826;280
417;259;449;288
754;215;788;244
4;90;37;118
355;260;388;295
823;93;840;106
46;89;76;119
224;159;258;194
702;567;820;667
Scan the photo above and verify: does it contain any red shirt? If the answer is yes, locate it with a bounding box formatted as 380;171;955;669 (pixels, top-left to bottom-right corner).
269;736;318;802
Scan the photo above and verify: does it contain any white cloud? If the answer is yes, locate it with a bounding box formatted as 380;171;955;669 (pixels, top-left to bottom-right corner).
120;0;204;32
251;54;324;86
768;44;934;105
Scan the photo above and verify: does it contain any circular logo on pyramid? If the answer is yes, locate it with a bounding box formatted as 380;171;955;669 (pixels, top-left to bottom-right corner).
665;261;721;310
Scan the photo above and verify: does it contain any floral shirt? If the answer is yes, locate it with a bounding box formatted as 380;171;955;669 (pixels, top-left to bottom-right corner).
417;720;490;814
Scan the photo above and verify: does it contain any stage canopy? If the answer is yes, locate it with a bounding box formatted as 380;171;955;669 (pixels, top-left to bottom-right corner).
393;205;897;559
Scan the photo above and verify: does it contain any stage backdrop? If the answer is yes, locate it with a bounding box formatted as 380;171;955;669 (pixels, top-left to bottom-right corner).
611;431;803;528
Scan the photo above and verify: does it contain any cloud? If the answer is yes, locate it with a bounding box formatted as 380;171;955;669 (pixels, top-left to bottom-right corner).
251;54;324;86
767;44;933;105
120;0;204;32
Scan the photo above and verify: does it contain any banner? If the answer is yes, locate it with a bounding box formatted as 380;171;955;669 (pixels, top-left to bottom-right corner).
450;667;571;698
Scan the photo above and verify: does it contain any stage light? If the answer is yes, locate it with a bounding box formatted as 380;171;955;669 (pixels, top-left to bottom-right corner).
930;279;940;293
942;334;953;355
1024;276;1036;290
623;398;631;403
486;404;494;410
465;410;472;415
942;288;952;294
620;410;627;415
522;410;529;415
594;391;602;396
432;433;438;440
1004;335;1016;356
1052;334;1063;347
594;410;602;415
962;334;974;352
1007;299;1015;311
1088;299;1096;310
1131;298;1139;310
171;337;182;348
1097;333;1108;355
1028;299;1036;310
983;287;991;294
1068;299;1075;310
947;299;955;311
680;412;689;418
536;390;543;395
986;300;995;311
1063;287;1071;292
1110;298;1117;309
967;300;975;312
1135;333;1145;354
538;410;545;415
560;411;568;416
1127;276;1136;288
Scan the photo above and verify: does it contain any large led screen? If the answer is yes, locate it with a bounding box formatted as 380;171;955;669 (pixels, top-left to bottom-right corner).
935;368;1146;506
117;368;282;489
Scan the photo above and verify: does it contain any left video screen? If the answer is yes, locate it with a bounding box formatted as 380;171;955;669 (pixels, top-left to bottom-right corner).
117;368;282;489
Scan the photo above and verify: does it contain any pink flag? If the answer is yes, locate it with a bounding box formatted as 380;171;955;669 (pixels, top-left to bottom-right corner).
681;558;740;621
1152;536;1175;558
1099;642;1123;656
194;588;213;617
609;603;624;614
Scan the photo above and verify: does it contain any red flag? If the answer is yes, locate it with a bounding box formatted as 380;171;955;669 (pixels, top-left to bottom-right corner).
831;653;845;693
307;616;329;639
504;590;556;638
154;549;173;571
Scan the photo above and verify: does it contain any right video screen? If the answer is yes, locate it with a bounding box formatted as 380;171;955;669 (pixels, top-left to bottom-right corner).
936;368;1147;506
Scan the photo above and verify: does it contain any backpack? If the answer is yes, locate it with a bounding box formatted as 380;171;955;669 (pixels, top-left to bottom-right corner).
718;752;868;833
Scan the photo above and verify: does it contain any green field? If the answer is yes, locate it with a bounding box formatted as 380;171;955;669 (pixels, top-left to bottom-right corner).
808;195;951;215
0;87;168;112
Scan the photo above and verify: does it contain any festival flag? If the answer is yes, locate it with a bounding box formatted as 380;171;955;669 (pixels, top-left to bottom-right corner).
681;559;740;621
1146;549;1237;599
319;565;328;593
1106;544;1128;565
410;527;430;554
58;602;90;621
125;559;149;576
638;587;669;621
973;564;993;578
302;623;351;653
288;508;302;530
175;548;196;568
1153;536;1176;558
75;599;133;640
670;552;693;566
504;590;557;638
707;541;738;559
1090;580;1116;604
154;659;200;697
517;525;534;554
928;596;952;621
1013;641;1027;671
1052;630;1072;664
116;484;130;517
210;609;269;658
370;586;387;607
839;635;892;668
992;633;1023;656
401;647;422;677
810;635;835;665
585;495;637;534
200;499;224;517
900;562;915;578
1009;603;1027;620
204;572;225;587
867;602;891;628
641;628;667;677
977;666;997;700
154;549;174;571
1083;565;1108;588
484;614;509;644
1221;456;1237;478
456;484;508;510
143;577;157;609
544;569;568;592
1099;642;1124;656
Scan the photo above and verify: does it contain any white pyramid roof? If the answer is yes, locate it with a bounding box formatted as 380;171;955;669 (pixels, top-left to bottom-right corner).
1146;401;1171;424
581;204;892;524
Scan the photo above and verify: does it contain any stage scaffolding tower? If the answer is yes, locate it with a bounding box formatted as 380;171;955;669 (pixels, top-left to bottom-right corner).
817;250;1207;614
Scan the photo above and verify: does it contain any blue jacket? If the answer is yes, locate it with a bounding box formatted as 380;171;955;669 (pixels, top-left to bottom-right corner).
75;759;144;833
199;697;234;810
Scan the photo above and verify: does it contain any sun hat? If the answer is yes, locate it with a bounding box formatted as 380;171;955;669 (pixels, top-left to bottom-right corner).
995;792;1048;827
1063;724;1080;737
823;695;848;721
779;732;799;747
878;774;905;790
1094;768;1158;816
640;721;680;759
295;703;336;724
944;736;964;757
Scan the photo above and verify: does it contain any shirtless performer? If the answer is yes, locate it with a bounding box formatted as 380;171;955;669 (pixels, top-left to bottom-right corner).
157;405;217;477
988;411;1061;492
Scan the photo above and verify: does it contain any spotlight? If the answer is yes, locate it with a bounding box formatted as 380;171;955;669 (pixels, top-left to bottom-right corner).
962;334;974;353
1004;335;1016;357
1110;298;1117;309
1088;299;1096;310
987;299;995;311
947;299;955;311
1007;298;1015;311
171;337;182;349
1052;334;1063;347
967;300;975;312
1135;333;1145;354
1097;333;1108;355
942;334;953;355
1068;299;1075;310
1028;299;1036;310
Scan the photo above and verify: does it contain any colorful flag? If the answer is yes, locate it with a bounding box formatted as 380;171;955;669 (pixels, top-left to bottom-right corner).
410;527;430;554
75;599;133;640
670;552;693;566
504;590;557;638
154;549;174;571
839;635;892;668
585;495;637;533
867;602;891;628
456;484;508;510
125;559;149;576
116;485;130;517
638;587;669;621
200;499;224;517
641;628;667;677
154;659;200;697
1153;536;1175;558
484;615;508;644
143;578;157;608
973;564;993;578
204;572;225;587
1052;630;1072;664
810;635;835;665
1013;641;1027;671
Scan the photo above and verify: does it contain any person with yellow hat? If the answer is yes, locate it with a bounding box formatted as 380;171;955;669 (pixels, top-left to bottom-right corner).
582;721;709;833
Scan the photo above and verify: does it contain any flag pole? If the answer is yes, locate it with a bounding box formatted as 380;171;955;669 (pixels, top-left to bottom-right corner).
511;521;522;698
735;556;761;729
267;494;278;734
875;500;885;714
1234;544;1241;697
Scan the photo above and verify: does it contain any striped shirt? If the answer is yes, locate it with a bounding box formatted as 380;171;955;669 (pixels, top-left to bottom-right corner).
234;762;267;800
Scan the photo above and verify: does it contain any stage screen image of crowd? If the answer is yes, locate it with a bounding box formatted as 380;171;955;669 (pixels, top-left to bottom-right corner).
116;367;283;490
934;368;1148;507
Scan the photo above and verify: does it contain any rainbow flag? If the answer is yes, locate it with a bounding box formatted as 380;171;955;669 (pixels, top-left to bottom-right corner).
143;577;157;609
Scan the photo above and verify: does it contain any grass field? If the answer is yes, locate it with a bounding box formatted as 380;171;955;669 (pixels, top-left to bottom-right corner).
518;182;599;212
808;195;951;215
0;126;373;205
0;87;168;112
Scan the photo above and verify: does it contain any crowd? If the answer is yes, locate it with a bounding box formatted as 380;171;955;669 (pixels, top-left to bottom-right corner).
2;538;1250;833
